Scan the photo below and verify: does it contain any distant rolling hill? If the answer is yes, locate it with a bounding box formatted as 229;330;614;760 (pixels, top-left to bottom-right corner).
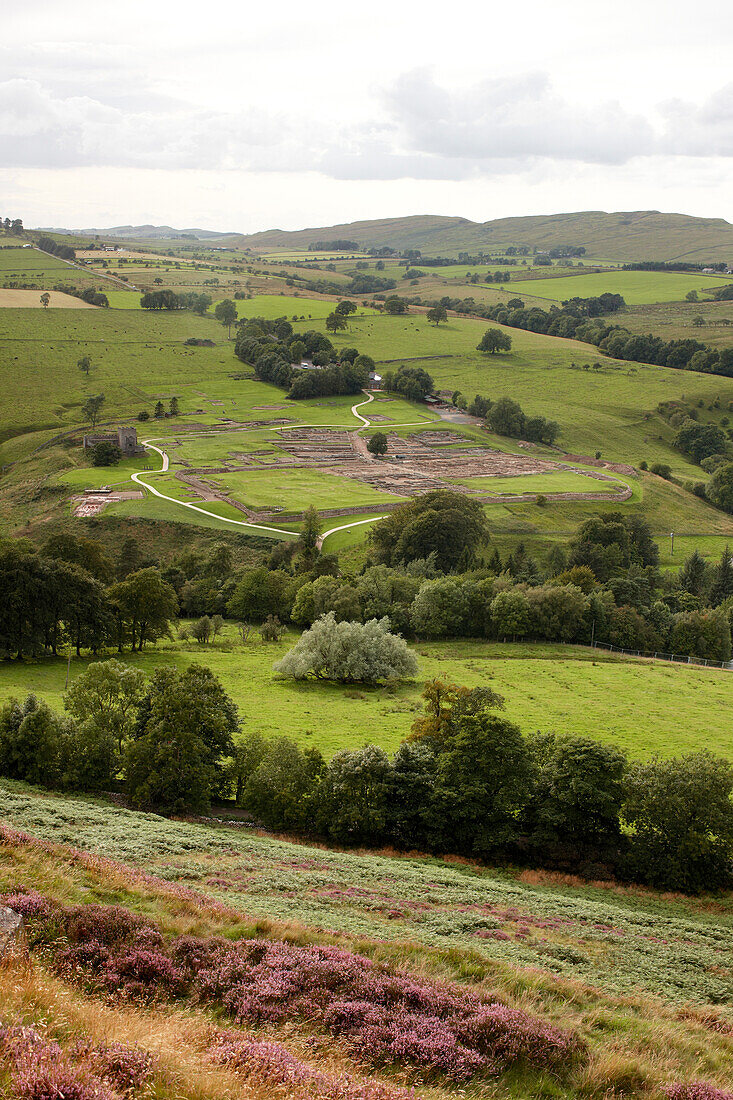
35;210;733;261
238;210;733;262
36;224;232;241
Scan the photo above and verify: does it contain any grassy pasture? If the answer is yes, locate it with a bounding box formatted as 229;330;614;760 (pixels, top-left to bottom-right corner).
207;467;407;512
220;294;377;320
614;297;733;350
0;632;729;761
0;247;73;276
259;249;369;260
301;311;733;474
450;470;622;495
1;294;732;550
508;270;731;305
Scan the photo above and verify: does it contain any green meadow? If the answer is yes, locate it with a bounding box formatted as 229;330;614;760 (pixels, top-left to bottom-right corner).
450;470;623;495
222;294;377;320
302;310;733;474
1;292;732;560
508;269;731;305
0;631;729;761
205;467;407;513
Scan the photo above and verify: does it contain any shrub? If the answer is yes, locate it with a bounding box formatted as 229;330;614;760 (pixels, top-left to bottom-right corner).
214;1034;416;1099
706;462;733;514
90;441;121;467
14;896;583;1084
623;752;733;892
664;1086;733;1100
83;1042;156;1091
274;614;417;684
12;1060;112;1100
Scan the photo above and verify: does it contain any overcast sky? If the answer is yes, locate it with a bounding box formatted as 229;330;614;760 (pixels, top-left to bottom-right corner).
2;0;733;232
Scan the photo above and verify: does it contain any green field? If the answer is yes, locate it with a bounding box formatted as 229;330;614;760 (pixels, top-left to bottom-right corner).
2;288;733;555
300;311;733;475
508;270;731;305
220;294;377;320
104;290;143;308
259;249;369;260
451;470;623;495
0;632;729;760
205;466;405;512
614;297;733;350
0;246;73;277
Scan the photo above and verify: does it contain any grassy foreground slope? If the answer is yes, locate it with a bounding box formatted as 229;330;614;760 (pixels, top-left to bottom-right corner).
1;783;732;1099
0;632;729;760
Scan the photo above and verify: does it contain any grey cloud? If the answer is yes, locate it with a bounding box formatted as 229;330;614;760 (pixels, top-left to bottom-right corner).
3;69;733;180
660;83;733;156
385;70;656;165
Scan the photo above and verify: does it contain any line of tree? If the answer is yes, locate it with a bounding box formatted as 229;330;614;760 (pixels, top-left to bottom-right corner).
1;216;24;234
477;297;733;377
0;540;178;659
227;680;733;893
36;235;75;261
0;662;237;815
5;662;730;893
622;261;729;273
53;283;109;307
4;500;731;667
308;240;360;251
381;365;434;401
140;290;212;313
484;396;560;444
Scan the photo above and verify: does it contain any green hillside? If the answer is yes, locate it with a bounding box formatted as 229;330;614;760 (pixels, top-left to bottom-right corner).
240;209;733;262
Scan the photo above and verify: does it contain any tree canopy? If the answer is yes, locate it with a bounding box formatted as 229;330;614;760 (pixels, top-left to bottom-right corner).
370;490;489;571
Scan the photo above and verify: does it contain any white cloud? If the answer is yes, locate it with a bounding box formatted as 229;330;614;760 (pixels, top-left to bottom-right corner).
3;68;733;183
0;0;732;226
384;70;655;166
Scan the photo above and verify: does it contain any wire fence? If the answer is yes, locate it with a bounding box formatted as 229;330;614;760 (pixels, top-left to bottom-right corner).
590;639;732;671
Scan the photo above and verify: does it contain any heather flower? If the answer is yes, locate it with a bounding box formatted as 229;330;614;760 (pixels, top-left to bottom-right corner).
214;1034;418;1099
0;1024;60;1065
102;946;183;998
86;1042;156;1090
0;891;56;922
65;904;148;947
457;1004;584;1069
12;1059;114;1100
664;1085;733;1100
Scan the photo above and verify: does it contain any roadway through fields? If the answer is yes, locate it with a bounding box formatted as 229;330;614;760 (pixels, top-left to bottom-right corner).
130;391;410;544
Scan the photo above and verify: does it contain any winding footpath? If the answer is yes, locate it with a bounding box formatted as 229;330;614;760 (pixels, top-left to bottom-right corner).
129;391;631;546
130;391;394;545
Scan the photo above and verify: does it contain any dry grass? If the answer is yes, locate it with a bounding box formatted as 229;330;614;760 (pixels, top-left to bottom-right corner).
0;289;97;308
0;955;433;1100
2;829;733;1098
